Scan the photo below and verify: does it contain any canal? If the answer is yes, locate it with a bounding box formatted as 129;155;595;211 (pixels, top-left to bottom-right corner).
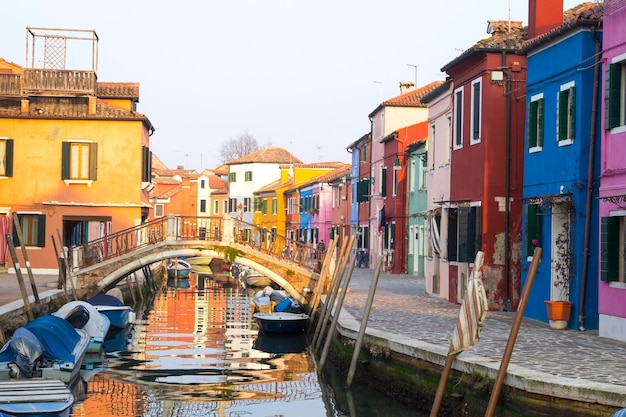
68;273;422;417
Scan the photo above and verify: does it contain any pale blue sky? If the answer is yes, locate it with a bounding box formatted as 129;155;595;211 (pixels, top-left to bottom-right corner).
2;0;582;170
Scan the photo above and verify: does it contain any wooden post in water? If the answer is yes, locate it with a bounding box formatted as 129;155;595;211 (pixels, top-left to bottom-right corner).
307;237;337;332
127;275;137;305
319;249;357;368
313;237;352;351
311;238;348;346
56;229;77;301
12;215;40;305
484;247;542;417
346;257;383;388
51;235;69;302
5;234;34;321
134;272;144;303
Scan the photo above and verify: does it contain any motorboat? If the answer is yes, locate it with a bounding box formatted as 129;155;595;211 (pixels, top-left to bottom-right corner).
0;378;74;417
86;290;135;330
53;301;111;354
253;312;309;334
167;259;191;278
0;315;90;384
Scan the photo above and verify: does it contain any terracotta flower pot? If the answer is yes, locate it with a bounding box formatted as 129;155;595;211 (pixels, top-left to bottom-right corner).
545;300;573;330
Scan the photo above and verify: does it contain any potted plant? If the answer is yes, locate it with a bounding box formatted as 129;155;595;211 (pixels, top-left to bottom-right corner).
543;217;574;330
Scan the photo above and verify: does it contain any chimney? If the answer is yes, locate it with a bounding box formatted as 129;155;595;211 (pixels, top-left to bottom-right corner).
399;81;415;95
528;0;564;39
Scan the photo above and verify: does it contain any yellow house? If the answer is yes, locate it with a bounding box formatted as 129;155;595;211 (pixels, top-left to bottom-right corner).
252;162;344;239
0;28;154;273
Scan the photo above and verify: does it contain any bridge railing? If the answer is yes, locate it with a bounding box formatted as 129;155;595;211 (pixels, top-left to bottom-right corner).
232;219;323;273
72;215;224;269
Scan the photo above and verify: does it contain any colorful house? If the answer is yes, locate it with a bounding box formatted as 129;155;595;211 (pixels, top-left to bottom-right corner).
347;133;372;266
381;122;428;274
440;20;527;309
521;1;603;329
0;28;154;272
405;137;429;277
368;81;443;271
421;80;453;297
598;0;626;341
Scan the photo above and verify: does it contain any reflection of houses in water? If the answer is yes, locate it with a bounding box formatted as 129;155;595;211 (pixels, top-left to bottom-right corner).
70;374;144;417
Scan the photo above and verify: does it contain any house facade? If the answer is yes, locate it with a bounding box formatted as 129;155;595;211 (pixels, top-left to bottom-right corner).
405;138;428;277
347;133;372;266
422;81;453;298
521;1;603;329
0;30;154;273
368;81;442;271
598;0;626;341
441;21;527;309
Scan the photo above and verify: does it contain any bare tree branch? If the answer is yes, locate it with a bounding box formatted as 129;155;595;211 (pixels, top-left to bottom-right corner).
219;130;260;164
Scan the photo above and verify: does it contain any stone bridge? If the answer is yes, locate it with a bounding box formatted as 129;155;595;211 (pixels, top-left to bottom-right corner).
70;215;325;305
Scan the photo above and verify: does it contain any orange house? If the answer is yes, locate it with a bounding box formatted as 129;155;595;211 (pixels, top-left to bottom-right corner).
0;28;155;273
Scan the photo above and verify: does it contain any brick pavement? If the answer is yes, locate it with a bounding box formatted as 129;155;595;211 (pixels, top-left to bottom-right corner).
336;267;626;410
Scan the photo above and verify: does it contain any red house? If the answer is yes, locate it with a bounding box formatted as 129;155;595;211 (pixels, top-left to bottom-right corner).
440;20;527;310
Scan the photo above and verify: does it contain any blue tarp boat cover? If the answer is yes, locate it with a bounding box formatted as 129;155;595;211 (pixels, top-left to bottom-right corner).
24;315;80;363
87;294;125;307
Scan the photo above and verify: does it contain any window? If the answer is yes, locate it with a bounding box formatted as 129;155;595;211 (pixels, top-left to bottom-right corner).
0;138;13;177
606;55;626;130
420;154;428;190
243;197;251;212
244;171;253;181
447;206;482;262
229;172;237;182
200;179;206;189
141;146;151;183
272;198;277;215
380;166;387;197
410;159;416;193
526;203;542;257
453;87;463;150
214;200;219;214
470;78;482;144
228;198;237;213
601;216;626;283
392;168;398;196
362;144;367;162
200;199;207;213
261;199;267;215
223;200;228;214
12;213;46;247
446;113;452;164
528;93;544;152
356;179;369;203
429;123;436;169
62;141;97;181
155;204;164;218
557;82;576;145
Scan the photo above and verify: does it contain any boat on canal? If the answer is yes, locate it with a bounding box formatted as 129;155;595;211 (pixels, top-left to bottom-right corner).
0;315;90;384
86;290;135;330
167;258;191;278
253;311;309;333
53;300;111;354
0;378;74;417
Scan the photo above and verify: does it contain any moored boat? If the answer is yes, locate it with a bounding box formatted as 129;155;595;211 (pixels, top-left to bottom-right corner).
0;315;90;384
167;259;191;278
53;301;111;354
253;312;309;334
86;292;135;330
0;378;74;417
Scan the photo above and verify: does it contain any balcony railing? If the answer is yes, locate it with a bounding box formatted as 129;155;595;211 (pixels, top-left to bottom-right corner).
0;69;97;97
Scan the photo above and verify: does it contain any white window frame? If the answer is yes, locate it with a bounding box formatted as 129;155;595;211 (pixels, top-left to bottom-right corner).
470;77;482;145
453;87;464;150
529;93;544;154
557;81;575;146
446;113;452;164
155;204;164;218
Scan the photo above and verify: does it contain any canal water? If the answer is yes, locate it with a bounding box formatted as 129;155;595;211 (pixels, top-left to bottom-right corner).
69;273;423;417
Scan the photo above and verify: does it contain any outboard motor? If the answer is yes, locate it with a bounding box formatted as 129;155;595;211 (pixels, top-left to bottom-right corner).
0;327;44;378
64;305;90;329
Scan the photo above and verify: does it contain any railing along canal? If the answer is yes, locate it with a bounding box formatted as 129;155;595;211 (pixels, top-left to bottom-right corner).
71;215;324;273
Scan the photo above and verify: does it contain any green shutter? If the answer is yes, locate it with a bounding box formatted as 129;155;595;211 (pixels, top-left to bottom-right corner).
11;214;20;246
89;142;98;180
526;204;542;256
537;98;544;147
363;145;367;162
601;217;620;282
4;139;13;177
61;142;70;179
568;87;576;139
558;90;568;141
529;101;537;148
458;206;471;262
608;64;622;129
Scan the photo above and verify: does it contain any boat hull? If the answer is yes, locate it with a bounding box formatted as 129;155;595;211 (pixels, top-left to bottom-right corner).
0;378;73;417
253;312;309;334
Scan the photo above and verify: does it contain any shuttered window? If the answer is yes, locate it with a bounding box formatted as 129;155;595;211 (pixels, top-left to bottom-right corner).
12;214;46;247
458;206;482;263
600;216;621;282
62;141;97;180
528;96;544;150
606;63;624;129
558;86;576;143
0;139;13;177
526;203;543;257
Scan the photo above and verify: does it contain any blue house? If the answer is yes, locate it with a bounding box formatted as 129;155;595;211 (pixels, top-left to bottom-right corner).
521;2;602;330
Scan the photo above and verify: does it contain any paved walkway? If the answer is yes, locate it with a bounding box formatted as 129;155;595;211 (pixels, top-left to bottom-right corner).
336;267;626;411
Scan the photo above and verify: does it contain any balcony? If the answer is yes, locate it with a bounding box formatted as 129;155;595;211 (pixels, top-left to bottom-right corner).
0;68;96;98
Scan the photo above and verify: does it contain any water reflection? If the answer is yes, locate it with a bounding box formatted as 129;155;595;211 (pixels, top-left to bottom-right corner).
70;274;324;417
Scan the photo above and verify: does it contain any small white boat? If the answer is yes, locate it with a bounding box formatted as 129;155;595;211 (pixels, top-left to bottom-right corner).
87;290;135;330
53;301;111;354
0;378;74;417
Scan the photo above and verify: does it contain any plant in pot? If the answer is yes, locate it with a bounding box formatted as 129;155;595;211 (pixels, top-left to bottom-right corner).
544;218;574;330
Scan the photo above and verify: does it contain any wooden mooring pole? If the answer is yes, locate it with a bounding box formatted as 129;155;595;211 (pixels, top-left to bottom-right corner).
12;215;40;305
5;233;34;321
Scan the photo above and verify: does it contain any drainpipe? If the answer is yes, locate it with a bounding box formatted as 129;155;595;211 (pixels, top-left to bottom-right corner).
579;27;601;331
502;52;512;311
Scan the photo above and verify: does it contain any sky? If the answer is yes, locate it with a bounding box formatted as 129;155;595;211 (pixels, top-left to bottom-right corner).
2;0;583;171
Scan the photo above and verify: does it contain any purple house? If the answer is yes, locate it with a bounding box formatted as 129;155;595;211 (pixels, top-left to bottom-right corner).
599;0;626;343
